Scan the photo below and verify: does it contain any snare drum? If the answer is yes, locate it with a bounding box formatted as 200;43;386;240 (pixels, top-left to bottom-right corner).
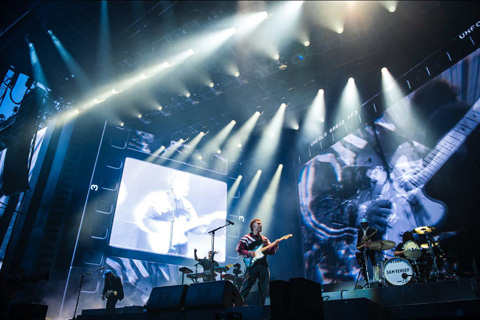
403;240;422;260
383;257;413;286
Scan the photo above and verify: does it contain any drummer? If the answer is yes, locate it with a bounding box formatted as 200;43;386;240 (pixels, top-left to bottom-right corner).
394;231;420;258
194;249;219;281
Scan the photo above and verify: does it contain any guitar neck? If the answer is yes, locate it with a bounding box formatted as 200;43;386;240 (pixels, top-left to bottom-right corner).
261;242;276;253
358;230;376;248
260;235;291;252
411;98;480;187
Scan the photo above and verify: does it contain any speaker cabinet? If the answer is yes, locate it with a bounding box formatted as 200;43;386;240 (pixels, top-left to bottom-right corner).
270;277;323;320
185;280;244;309
145;284;188;311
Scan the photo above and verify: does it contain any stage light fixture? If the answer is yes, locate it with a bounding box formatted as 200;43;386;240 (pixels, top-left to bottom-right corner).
234;72;240;77
303;41;310;47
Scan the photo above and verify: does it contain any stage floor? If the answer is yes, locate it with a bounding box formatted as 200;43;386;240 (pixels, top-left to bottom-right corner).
322;277;480;307
322;277;480;320
79;278;480;320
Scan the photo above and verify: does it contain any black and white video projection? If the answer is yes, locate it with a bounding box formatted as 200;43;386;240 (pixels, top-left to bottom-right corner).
110;157;228;261
298;47;480;284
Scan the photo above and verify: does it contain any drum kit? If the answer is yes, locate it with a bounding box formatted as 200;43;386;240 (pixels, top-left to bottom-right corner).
358;225;452;288
179;263;243;289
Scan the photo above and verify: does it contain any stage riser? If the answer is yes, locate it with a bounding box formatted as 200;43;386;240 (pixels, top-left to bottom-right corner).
77;278;480;320
323;298;480;320
78;300;480;320
323;278;480;307
77;306;268;320
387;299;480;319
323;299;387;320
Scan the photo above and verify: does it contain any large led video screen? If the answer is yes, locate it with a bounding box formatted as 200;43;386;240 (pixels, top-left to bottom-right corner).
110;157;228;261
298;47;480;284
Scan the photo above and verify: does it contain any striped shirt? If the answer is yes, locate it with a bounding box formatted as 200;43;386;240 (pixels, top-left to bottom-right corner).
236;233;277;267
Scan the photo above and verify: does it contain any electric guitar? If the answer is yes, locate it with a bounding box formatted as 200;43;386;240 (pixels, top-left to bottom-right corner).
142;210;226;253
356;230;377;250
105;290;117;298
243;234;292;268
366;97;480;242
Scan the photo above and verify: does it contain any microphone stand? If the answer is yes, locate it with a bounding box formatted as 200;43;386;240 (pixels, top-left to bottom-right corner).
208;221;233;281
73;267;103;320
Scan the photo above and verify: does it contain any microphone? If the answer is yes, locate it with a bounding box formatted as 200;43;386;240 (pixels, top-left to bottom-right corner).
226;219;235;225
98;266;106;270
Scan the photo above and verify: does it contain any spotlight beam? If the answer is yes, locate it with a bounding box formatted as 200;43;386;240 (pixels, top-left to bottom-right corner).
253;164;283;229
235;170;262;216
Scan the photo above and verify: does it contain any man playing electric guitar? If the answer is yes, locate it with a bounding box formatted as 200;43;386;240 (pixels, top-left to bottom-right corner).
102;269;124;314
355;218;378;285
236;218;279;305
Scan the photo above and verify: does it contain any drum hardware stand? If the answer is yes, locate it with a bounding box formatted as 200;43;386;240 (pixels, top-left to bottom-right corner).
358;249;372;288
425;233;444;281
410;259;426;283
354;269;362;290
190;263;199;283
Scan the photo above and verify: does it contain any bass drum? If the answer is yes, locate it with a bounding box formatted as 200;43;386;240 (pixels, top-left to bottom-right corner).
384;257;413;286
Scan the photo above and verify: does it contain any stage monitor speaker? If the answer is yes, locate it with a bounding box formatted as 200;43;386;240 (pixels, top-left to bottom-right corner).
270;277;323;320
8;302;48;320
145;284;188;311
185;280;244;309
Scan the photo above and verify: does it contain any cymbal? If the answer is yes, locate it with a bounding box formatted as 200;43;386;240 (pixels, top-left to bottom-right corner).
221;274;235;280
368;240;396;251
414;226;435;234
179;267;193;274
420;242;439;249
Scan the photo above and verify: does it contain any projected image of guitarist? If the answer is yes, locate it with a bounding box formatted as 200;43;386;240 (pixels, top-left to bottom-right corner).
236;218;292;305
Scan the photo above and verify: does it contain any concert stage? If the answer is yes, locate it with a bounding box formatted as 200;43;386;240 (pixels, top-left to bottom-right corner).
76;277;480;320
322;277;480;320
